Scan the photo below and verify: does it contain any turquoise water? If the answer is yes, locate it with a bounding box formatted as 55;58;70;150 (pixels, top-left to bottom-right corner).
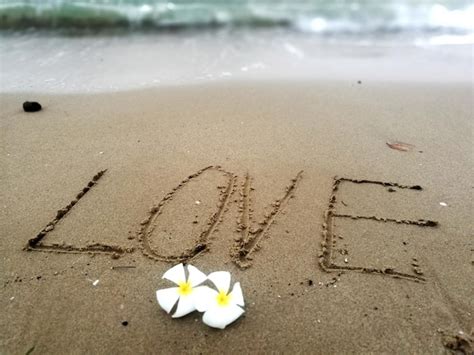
0;0;473;34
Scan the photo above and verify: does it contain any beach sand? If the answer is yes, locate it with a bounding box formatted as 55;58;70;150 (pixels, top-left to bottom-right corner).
0;81;473;353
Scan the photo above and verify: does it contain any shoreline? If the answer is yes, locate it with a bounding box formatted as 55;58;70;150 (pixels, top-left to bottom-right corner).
1;30;472;94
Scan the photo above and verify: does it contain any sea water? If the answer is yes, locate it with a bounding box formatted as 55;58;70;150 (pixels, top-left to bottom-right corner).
1;0;473;34
0;0;472;93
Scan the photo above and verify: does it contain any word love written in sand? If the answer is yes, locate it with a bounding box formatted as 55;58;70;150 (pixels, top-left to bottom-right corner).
25;166;437;282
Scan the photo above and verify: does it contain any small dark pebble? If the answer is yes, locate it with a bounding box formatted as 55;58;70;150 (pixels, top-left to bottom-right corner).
36;276;42;280
308;279;313;286
357;80;362;84
373;306;378;310
23;101;42;112
387;188;396;192
121;321;128;326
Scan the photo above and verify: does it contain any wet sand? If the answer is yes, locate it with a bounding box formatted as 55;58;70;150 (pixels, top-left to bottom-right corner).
0;81;473;353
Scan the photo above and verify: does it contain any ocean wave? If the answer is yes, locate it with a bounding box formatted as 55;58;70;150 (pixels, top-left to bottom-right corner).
0;0;473;35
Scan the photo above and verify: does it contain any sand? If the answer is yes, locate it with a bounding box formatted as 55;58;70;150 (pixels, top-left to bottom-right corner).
0;81;473;353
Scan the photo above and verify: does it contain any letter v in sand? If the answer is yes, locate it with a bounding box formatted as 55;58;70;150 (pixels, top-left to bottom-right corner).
231;171;303;268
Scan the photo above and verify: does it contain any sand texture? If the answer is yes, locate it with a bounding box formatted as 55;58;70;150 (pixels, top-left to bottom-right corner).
1;81;473;354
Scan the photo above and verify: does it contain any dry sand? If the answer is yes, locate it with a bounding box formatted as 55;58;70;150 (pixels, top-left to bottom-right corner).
0;81;473;353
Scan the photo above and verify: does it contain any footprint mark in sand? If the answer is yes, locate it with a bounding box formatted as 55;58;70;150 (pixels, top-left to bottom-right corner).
25;170;132;256
138;165;236;263
319;177;438;282
231;171;303;268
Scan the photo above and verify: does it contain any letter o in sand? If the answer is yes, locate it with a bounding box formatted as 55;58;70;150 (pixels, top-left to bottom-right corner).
138;166;235;263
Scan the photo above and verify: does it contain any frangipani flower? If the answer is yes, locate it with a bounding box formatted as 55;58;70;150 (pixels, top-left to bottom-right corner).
195;271;245;329
156;263;207;318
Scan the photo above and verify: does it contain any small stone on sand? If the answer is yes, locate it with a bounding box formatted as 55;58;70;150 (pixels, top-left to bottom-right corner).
23;101;42;112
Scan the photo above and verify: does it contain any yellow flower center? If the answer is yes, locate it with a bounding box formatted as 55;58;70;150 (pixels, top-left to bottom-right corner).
216;290;231;307
178;281;192;296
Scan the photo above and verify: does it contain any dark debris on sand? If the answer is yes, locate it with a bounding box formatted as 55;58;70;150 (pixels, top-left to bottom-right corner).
23;101;42;112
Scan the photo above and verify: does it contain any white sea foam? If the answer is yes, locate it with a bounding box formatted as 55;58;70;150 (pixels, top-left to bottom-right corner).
0;29;472;93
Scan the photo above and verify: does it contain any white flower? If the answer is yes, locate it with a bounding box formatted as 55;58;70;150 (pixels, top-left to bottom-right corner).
195;271;245;329
156;263;207;318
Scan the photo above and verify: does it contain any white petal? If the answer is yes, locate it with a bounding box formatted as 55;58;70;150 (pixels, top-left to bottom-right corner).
193;286;217;312
187;264;207;287
207;271;231;293
162;263;186;285
202;304;245;329
172;294;196;318
230;282;245;307
156;287;179;313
